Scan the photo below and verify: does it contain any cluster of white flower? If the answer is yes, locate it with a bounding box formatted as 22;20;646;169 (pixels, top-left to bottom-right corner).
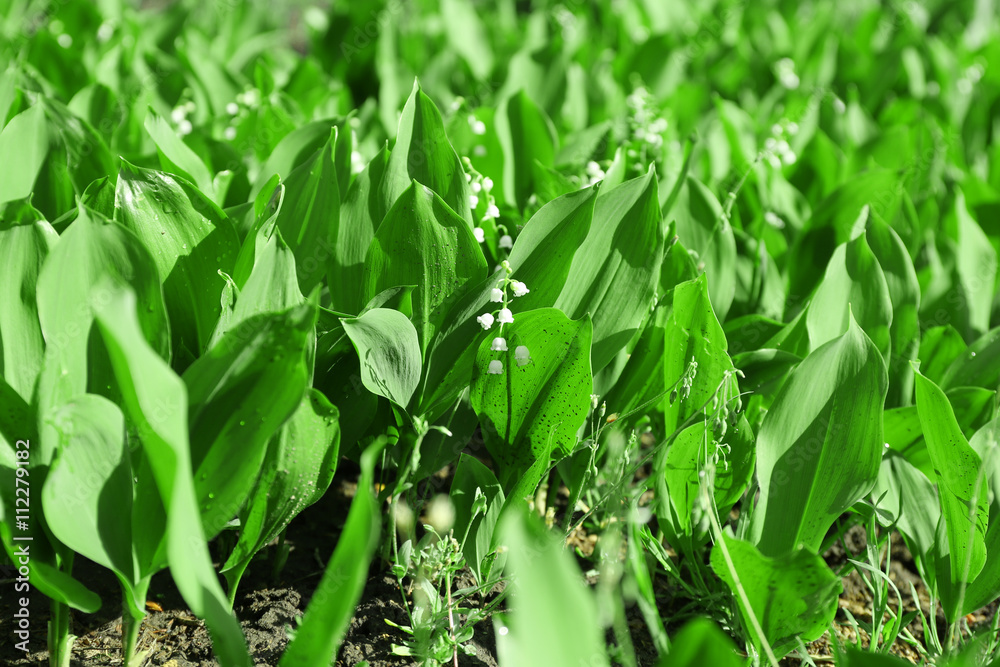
476;261;531;375
761;120;797;168
625;86;669;171
956;62;985;96
774;57;800;90
464;158;505;245
171;100;196;136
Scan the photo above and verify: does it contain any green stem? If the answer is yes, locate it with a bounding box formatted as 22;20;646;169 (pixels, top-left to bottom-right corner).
48;552;75;667
121;578;150;666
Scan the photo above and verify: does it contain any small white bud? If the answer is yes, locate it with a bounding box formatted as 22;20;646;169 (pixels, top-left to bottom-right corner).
488;360;504;374
473;227;485;243
498;234;513;249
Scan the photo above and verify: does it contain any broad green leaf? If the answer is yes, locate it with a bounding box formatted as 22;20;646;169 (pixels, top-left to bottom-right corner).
278;439;384;667
843;647;914;667
440;0;493;79
274;128;341;294
419;186;597;416
223;389;340;599
450;453;505;586
919;325;966;386
41;395;150;618
601;303;670;431
184;305;315;540
250;119;349;199
549;167;662;371
211;224;304;348
362;181;487;356
35;205;171;434
0;103;47;205
749;315;888;556
495;509;608;667
658;618;742;667
662;274;740;436
805;232;892;359
0;375;101;614
496;90;557;210
94;288;251;667
381;81;472;223
788;170;900;310
913;368;989;597
872;450;940;568
470;309;592;486
0;200;57;400
673;176;736;321
948;190;997;337
341;308;422;410
114;162;240;367
962;418;1000;615
866;216;919;406
145;108;216;201
710;534;841;659
328;146;387;314
658;417;754;537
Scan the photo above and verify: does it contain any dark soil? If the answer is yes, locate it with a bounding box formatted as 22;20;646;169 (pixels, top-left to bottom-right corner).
2;465;996;667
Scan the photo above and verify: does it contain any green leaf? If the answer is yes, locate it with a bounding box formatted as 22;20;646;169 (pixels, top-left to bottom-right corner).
450;453;505;586
673;176;736;321
362;181;487;356
658;618;742;667
184;305;316;540
35;205;171;429
948;190;997;337
41;395;150;618
114;162;240;367
962;418;1000;615
710;534;841;659
440;0;493;79
749;315;888;555
278;439;384;667
0;200;57;400
381;81;472;223
939;327;1000;392
871;450;940;567
94;288;251;667
223;389;340;598
328;146;387;314
495;509;608;667
919;325;967;386
341;308;422;410
145;108;216;201
0;103;47;205
470;308;592;486
913;367;989;606
662;274;740;436
805;231;892;359
274;128;341;294
496;90;557;210
419;186;598;415
251;119;349;199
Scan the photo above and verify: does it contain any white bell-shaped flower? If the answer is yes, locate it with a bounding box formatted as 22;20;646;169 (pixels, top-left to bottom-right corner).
510;280;529;297
490;288;504;303
491;337;508;351
484;203;500;221
498;234;513;249
488;360;503;374
477;313;495;330
473;227;486;243
514;345;531;366
497;308;514;324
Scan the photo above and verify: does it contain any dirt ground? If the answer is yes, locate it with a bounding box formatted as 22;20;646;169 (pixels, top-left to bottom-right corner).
1;461;996;667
